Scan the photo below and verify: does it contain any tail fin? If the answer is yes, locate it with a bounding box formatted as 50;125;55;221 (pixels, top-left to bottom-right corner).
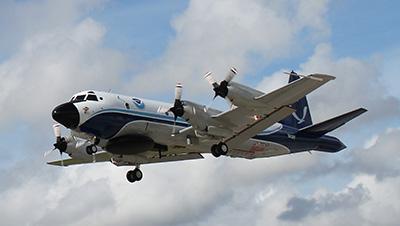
280;71;313;129
297;108;367;137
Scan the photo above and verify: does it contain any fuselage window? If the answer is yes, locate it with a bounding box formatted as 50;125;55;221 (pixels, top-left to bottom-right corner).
125;103;130;109
87;94;98;101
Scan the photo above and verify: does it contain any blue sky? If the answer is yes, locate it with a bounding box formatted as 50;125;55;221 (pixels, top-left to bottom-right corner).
0;1;399;226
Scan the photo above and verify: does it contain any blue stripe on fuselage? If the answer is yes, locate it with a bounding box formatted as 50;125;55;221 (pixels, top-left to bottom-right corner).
79;109;189;139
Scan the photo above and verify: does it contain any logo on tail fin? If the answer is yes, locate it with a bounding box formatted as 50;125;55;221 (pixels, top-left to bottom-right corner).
292;106;308;124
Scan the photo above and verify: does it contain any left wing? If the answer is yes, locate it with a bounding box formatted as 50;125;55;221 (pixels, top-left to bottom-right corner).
47;152;111;166
47;151;204;167
211;74;335;145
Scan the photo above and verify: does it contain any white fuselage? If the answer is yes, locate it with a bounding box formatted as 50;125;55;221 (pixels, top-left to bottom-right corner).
62;90;289;161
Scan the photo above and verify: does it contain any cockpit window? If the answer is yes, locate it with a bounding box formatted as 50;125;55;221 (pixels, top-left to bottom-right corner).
86;94;98;101
73;95;86;103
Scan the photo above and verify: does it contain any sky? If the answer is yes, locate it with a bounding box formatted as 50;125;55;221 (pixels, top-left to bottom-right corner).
0;0;399;225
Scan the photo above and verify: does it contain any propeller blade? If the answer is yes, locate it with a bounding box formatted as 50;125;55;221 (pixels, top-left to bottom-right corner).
204;72;219;88
44;148;56;157
171;120;177;136
175;83;182;100
60;151;64;167
224;67;237;83
53;123;61;138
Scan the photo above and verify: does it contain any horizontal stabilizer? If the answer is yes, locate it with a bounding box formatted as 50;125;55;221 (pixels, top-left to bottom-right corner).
297;108;367;137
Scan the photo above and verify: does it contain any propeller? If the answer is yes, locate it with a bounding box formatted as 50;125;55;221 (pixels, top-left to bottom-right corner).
45;124;68;166
204;67;237;99
168;83;184;135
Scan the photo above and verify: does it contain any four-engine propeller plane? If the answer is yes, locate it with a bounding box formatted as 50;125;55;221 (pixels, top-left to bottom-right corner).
47;69;366;183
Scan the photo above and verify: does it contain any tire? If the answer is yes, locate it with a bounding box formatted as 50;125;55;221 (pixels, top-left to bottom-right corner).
133;168;143;181
218;142;228;155
126;170;136;183
86;146;93;155
211;144;221;158
91;145;98;154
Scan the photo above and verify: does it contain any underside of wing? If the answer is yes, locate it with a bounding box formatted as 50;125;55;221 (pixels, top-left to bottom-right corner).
47;151;204;167
47;152;112;167
225;106;295;146
112;152;204;166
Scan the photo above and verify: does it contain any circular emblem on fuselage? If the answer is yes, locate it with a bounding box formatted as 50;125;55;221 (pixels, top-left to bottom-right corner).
132;98;145;109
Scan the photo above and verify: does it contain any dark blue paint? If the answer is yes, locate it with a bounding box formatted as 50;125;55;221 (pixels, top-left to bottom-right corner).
80;110;188;139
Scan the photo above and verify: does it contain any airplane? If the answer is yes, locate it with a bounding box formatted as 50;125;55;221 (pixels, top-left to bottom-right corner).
47;69;367;183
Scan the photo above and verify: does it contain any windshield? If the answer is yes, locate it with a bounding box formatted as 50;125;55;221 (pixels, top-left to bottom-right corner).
86;94;98;101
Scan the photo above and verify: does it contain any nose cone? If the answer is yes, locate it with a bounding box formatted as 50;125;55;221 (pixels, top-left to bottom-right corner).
52;102;80;128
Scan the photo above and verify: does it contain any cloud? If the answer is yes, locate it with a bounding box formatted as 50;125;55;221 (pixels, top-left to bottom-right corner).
0;1;399;226
278;184;370;221
0;17;128;127
125;0;331;98
0;0;108;56
257;43;400;126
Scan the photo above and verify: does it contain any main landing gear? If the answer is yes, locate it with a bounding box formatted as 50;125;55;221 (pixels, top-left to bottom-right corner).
126;167;143;183
86;137;100;155
86;144;98;155
211;142;229;158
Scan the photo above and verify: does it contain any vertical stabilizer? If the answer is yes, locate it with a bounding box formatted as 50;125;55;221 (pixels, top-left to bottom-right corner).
280;71;313;129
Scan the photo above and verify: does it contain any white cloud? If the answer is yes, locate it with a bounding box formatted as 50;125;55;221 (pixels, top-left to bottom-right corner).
125;0;331;99
0;1;399;226
257;43;400;126
0;18;128;127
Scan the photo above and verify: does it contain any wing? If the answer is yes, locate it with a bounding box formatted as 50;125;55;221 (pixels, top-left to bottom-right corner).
47;152;112;167
47;151;203;167
212;74;335;145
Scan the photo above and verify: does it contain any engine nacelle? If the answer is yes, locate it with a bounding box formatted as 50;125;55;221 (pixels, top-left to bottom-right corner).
181;100;210;131
225;82;265;109
64;137;96;159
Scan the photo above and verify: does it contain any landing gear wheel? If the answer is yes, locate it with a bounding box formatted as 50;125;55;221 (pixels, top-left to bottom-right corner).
126;168;143;183
133;168;143;181
211;144;221;158
218;142;229;155
86;145;98;155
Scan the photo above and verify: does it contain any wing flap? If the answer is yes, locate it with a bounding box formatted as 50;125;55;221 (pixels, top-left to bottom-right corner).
226;106;295;146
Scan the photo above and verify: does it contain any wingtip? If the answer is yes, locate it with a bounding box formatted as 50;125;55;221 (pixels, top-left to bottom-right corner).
309;73;336;81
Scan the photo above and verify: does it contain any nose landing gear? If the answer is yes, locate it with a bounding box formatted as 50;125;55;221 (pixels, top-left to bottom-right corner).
126;167;143;183
211;142;229;158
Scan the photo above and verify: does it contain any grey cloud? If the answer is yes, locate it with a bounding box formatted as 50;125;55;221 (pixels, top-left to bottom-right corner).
278;184;370;221
351;129;400;180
